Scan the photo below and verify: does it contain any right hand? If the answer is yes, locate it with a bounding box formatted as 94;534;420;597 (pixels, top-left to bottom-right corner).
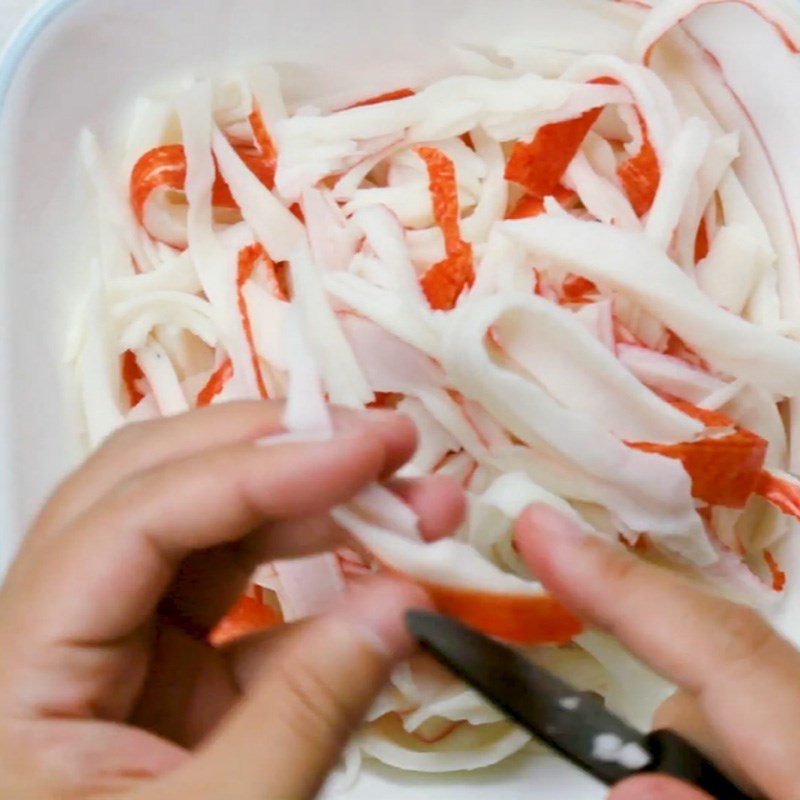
515;504;800;800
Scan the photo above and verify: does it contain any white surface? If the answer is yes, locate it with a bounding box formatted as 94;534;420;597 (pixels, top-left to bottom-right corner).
0;0;38;42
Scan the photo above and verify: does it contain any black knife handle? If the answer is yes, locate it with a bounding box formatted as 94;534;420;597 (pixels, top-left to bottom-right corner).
645;730;761;800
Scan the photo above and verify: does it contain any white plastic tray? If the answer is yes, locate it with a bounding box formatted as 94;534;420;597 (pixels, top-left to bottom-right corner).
0;1;797;797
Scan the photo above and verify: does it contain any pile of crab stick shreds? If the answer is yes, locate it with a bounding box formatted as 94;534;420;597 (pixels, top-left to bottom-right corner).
76;0;800;775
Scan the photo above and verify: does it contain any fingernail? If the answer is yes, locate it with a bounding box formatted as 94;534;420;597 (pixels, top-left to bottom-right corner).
335;578;432;660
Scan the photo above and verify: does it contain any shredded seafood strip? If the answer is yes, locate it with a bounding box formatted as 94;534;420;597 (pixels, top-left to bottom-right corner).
74;0;800;778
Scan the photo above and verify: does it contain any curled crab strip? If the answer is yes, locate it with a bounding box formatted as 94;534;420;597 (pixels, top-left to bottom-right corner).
636;0;800;65
503;215;800;396
439;292;709;561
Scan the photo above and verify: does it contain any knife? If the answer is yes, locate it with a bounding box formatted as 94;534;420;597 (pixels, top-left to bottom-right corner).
406;610;759;799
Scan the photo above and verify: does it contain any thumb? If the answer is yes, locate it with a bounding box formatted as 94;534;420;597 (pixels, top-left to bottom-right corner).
609;775;715;800
162;578;429;800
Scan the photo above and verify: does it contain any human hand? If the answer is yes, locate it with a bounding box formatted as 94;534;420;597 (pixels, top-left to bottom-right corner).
515;504;800;800
0;401;464;800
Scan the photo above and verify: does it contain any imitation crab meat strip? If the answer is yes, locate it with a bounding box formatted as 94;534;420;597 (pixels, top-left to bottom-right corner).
209;595;281;647
111;291;221;352
416;146;474;310
563;152;640;230
79;273;127;446
466;294;702;442
629;402;768;508
756;470;800;522
288;246;372;408
276;297;585;644
504;98;606;198
636;0;800;66
301;187;359;270
353;205;426;300
440;293;710;561
460;129;509;244
211;127;305;262
696;225;770;314
560;55;683;215
134;339;189;417
332;509;584;645
503;216;800;396
274;74;628;198
196;359;233;408
129;143;274;249
644;116;709;251
179;88;266;401
82;131;156;273
236;244;273;399
356;723;531;774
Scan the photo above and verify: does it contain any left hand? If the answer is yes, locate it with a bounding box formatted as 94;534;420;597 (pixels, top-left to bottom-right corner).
0;401;464;799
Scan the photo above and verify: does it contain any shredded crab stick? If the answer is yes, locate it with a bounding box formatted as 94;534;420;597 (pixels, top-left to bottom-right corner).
416;147;475;310
77;0;800;776
130;141;276;248
333;508;583;645
629;403;769;508
636;0;800;65
209;594;281;647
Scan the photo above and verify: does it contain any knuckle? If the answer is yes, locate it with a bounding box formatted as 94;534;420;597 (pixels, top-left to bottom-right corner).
272;654;353;744
593;543;642;587
710;603;774;675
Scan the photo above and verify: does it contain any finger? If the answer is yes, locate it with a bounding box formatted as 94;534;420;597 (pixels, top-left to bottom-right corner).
609;775;714;800
29;403;416;542
164;475;466;634
515;504;800;799
388;475;467;540
654;691;719;765
7;425;401;648
252;474;466;557
654;691;756;794
159;578;430;800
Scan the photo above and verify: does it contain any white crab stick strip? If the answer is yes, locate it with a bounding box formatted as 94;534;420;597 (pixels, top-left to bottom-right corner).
211;126;305;261
696;224;770;314
636;0;800;65
279;276;554;598
644;116;710;251
503;216;800;396
561;54;682;159
81;130;157;274
453;293;701;443
274;74;629;198
332;509;548;597
134;339;189;417
301;187;359;270
179;84;262;401
439;293;711;562
289;245;372;408
353;205;426;300
564;152;640;230
325;271;440;357
112;291;221;352
282;309;333;438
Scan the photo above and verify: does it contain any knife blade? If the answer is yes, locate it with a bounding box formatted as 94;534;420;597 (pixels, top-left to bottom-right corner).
406;610;758;799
